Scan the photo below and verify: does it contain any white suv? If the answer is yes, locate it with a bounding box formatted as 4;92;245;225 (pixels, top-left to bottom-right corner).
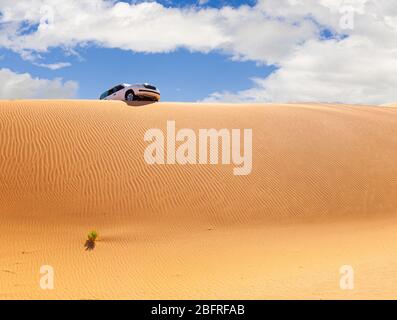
99;83;160;102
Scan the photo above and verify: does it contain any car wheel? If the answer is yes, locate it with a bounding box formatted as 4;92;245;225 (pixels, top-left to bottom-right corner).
125;91;136;102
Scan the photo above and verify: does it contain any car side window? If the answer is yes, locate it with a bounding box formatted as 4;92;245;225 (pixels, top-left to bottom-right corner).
114;85;124;93
100;91;108;100
100;85;125;99
106;88;115;96
108;86;120;95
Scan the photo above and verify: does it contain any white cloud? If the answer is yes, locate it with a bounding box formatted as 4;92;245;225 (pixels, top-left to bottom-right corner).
201;0;397;104
34;62;71;70
0;68;78;99
0;0;319;63
203;36;397;105
0;0;397;104
198;0;209;5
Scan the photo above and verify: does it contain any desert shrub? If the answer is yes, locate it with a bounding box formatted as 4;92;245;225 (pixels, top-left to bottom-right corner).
87;230;98;242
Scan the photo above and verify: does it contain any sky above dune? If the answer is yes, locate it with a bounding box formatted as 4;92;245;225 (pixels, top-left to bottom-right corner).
1;0;397;104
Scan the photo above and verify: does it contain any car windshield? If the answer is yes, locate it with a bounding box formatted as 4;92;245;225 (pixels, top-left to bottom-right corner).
143;84;157;90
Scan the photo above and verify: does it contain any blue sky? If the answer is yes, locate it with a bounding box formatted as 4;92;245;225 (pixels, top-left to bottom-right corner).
0;46;275;101
1;1;396;104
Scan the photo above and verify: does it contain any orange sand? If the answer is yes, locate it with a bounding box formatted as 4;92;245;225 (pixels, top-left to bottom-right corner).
1;100;397;299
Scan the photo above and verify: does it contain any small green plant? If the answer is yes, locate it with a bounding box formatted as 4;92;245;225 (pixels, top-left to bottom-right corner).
87;230;98;242
85;230;98;251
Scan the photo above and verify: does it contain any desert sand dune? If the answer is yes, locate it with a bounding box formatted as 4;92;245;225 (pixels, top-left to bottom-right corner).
1;100;397;299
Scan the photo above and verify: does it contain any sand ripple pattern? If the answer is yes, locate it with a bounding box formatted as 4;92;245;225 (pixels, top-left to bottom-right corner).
1;101;397;223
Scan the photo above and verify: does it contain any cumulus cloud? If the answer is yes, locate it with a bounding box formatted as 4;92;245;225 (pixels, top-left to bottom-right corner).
201;0;397;104
0;0;318;64
202;36;397;105
0;68;78;99
0;0;397;104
